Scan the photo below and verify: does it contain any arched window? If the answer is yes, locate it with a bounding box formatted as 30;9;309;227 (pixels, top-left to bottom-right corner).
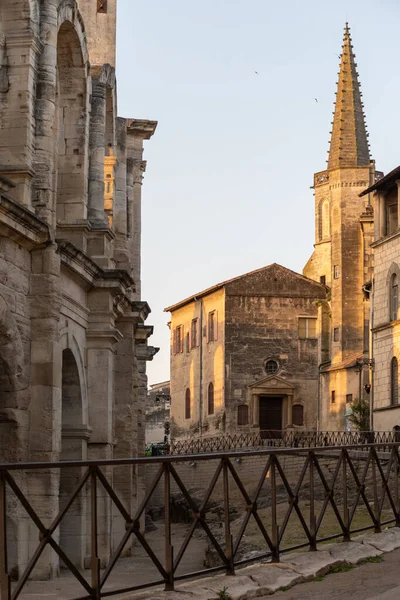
185;388;191;419
237;405;249;426
391;274;398;322
391;358;398;406
319;200;330;241
292;404;304;426
208;383;214;415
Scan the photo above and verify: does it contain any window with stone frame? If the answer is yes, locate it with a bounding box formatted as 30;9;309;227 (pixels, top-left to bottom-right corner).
298;317;317;340
237;405;249;426
208;382;214;415
173;325;183;354
191;318;198;349
331;390;336;404
265;359;279;375
292;404;304;426
333;265;340;279
185;388;191;419
385;189;398;236
391;357;399;406
97;0;108;13
333;327;339;342
391;274;398;322
208;311;217;342
346;394;353;404
318;199;330;241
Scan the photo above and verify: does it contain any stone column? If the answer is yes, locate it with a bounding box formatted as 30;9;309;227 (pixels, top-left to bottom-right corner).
29;243;62;578
131;159;146;300
287;394;293;427
88;80;107;226
86;289;122;565
252;395;259;427
113;118;129;269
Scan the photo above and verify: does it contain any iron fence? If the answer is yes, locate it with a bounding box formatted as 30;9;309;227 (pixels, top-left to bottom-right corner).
169;430;400;454
1;442;400;599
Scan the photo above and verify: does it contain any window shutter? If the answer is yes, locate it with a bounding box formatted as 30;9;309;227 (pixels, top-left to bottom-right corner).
180;326;184;353
214;311;218;341
196;318;200;347
173;328;177;355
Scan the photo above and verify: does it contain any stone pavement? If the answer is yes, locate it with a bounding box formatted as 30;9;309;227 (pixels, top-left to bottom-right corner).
127;528;400;600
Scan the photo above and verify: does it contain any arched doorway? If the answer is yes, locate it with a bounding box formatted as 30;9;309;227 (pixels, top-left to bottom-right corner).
60;348;87;568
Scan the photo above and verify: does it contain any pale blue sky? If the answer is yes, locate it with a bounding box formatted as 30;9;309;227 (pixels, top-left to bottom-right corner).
116;0;400;385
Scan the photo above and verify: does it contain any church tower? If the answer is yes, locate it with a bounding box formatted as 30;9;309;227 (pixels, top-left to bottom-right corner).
303;24;376;430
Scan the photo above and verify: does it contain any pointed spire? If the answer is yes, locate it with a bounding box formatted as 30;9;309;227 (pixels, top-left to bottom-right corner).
328;23;370;170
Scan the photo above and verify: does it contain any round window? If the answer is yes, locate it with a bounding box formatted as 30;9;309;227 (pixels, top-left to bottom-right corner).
265;359;279;375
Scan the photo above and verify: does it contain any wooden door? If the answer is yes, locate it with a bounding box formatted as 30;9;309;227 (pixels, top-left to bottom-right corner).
259;396;282;438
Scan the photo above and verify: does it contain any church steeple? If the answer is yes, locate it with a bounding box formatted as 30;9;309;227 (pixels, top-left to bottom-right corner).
328;23;370;170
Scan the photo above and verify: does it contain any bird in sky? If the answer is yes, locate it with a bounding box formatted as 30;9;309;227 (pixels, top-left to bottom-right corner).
255;71;259;75
314;98;318;103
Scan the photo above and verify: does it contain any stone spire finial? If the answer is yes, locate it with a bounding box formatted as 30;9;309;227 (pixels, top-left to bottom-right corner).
327;23;370;170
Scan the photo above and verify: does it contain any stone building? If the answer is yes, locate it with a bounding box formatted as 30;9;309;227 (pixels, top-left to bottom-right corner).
0;0;158;576
303;24;379;430
165;264;326;438
360;168;400;430
146;380;170;444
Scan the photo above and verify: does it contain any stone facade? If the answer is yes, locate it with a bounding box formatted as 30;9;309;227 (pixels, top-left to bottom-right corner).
303;24;377;430
166;264;326;438
362;168;400;430
0;0;158;577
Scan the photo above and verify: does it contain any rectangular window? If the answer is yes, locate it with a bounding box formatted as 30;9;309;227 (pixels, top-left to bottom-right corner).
333;265;340;279
386;203;398;236
208;311;217;342
331;390;336;404
298;317;317;339
174;326;183;354
346;394;353;404
191;319;198;348
97;0;108;13
333;327;339;342
320;275;326;285
185;332;190;353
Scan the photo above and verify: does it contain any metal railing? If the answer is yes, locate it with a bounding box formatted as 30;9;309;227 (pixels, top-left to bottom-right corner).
169;430;400;454
1;442;400;599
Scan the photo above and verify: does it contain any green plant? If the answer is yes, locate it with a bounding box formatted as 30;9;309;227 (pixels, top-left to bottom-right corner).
358;556;383;565
278;585;293;591
347;397;370;432
329;563;354;573
216;587;232;600
311;575;325;582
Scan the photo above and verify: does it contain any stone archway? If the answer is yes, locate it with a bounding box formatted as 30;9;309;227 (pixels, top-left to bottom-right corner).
59;347;89;568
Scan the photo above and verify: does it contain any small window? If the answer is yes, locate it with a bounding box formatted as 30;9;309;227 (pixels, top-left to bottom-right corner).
346;394;353;404
237;405;249;426
333;265;340;279
333;327;339;342
320;275;326;285
97;0;108;13
292;404;304;426
191;319;198;348
298;317;317;339
386;203;398;236
185;332;190;353
265;359;279;375
208;382;214;415
391;274;398;322
174;326;183;354
331;390;336;404
185;388;191;419
208;311;217;342
391;357;398;406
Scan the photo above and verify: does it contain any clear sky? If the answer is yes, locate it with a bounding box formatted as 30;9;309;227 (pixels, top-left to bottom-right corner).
116;0;400;386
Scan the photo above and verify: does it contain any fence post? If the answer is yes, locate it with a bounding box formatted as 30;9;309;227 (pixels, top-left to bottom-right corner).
309;453;317;551
371;451;381;533
0;472;11;600
90;468;101;600
164;463;174;591
342;450;350;541
270;454;280;563
222;458;235;575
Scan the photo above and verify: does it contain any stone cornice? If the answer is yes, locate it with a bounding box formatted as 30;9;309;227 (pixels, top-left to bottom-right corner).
62;425;93;441
132;301;151;322
136;345;160;361
371;228;400;249
126;119;158;140
0;193;50;249
135;323;154;342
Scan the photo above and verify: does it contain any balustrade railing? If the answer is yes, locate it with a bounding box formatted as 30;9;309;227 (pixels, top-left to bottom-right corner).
1;442;400;599
169;430;399;455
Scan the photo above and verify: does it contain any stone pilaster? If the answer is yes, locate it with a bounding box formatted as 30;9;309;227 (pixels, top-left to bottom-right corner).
88;80;108;227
